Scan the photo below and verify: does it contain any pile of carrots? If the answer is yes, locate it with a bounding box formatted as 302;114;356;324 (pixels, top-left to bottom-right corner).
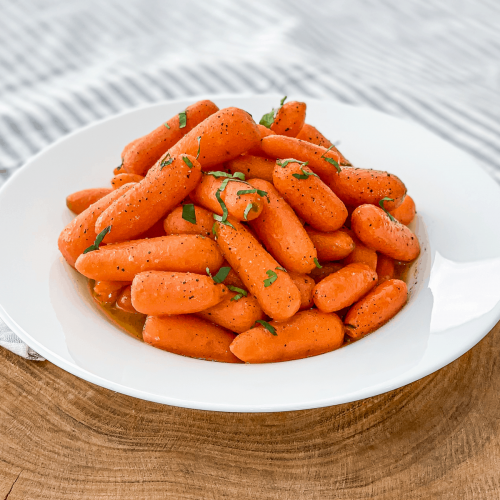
58;97;419;364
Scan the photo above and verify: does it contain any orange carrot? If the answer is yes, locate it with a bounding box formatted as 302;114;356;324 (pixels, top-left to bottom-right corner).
95;154;202;243
131;271;227;315
58;183;136;268
115;285;138;313
273;160;347;232
248;179;317;273
230;310;344;363
93;280;131;304
121;100;219;175
225;155;275;183
305;228;354;262
295;124;351;164
289;272;315;310
270;101;306;137
190;173;264;222
196;290;265;333
308;262;344;283
222;266;245;289
313;263;378;312
214;217;301;321
163;204;214;239
341;228;378;270
168;108;261;170
66;188;112;214
351;204;420;262
143;315;241;363
246;124;276;156
376;253;395;284
389;195;416;225
75;234;224;281
111;173;144;189
261;136;406;210
344;279;408;339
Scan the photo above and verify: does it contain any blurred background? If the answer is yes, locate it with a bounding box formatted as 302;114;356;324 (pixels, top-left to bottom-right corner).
0;0;499;190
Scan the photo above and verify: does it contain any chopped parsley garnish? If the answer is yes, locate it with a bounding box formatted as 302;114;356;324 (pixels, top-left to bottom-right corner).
237;189;257;196
164;122;171;129
228;286;248;301
321;145;341;173
256;320;277;336
314;258;323;269
243;202;253;220
178;111;187;128
280;95;287;106
259;96;287;129
379;197;396;222
160;153;173;170
182;204;196;224
276;158;308;168
196;136;201;159
182;156;193;168
263;269;278;287
292;168;319;180
83;226;111;254
275;266;287;272
211;266;231;283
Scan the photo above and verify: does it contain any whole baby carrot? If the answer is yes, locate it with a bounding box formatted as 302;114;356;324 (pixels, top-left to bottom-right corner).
143;315;242;363
341;228;378;270
214;217;301;321
93;280;131;304
58;183;136;268
168;107;261;170
305;228;354;262
262;136;406;210
115;285;138;313
273;160;347;232
389;195;416;225
248;179;317;274
190;173;265;222
110;173;144;189
163;204;214;238
295;124;351;164
95;154;202;243
289;272;315;310
351;204;420;262
196;290;265;334
344;279;408;339
270;101;307;137
313;263;378;313
376;253;395;284
225;155;275;183
131;271;227;315
230;310;345;363
75;234;224;281
121;100;219;175
246;124;276;156
66;188;112;214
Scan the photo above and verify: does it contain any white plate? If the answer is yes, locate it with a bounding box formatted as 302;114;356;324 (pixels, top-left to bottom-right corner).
1;95;499;412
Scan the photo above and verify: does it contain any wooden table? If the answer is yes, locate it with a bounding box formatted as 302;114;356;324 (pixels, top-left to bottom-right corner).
1;322;499;500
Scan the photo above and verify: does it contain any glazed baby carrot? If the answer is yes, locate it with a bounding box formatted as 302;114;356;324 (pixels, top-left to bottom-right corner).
95;154;202;243
110;173;144;189
295;124;351;165
121;100;219;175
143;315;241;363
262;136;406;210
75;234;224;281
225;155;275;183
376;253;395;284
246;124;276;156
270;101;306;137
214;217;301;321
247;179;317;274
340;228;378;270
93;280;131;304
313;263;378;313
289;272;315;310
389;195;416;225
66;188;112;214
344;279;408;339
115;285;138;313
230;310;344;363
131;271;227;315
305;228;354;262
168;107;261;170
351;204;420;261
58;183;136;268
308;262;344;283
273;160;347;232
164;204;214;238
196;290;265;334
190;173;264;222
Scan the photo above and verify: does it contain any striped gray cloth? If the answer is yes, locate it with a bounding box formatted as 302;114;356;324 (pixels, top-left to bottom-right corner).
1;0;499;360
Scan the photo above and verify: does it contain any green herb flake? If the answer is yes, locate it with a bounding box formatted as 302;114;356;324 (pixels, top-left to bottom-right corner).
243;202;253;221
263;269;278;287
292;167;319;180
237;189;257;196
212;266;231;284
280;95;287;106
321;146;341;173
228;285;248;301
214;190;229;221
206;267;213;279
182;204;197;225
232;172;246;181
256;319;277;336
213;213;235;230
160;153;173;170
83;226;112;254
275;266;287;272
207;171;233;179
182;156;194;168
178;111;187;128
379;197;396;222
276;158;308;168
164;122;171;129
196;136;201;159
314;258;323;269
259;109;276;129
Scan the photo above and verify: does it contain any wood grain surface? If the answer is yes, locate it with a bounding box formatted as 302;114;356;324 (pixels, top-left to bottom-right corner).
0;322;499;499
